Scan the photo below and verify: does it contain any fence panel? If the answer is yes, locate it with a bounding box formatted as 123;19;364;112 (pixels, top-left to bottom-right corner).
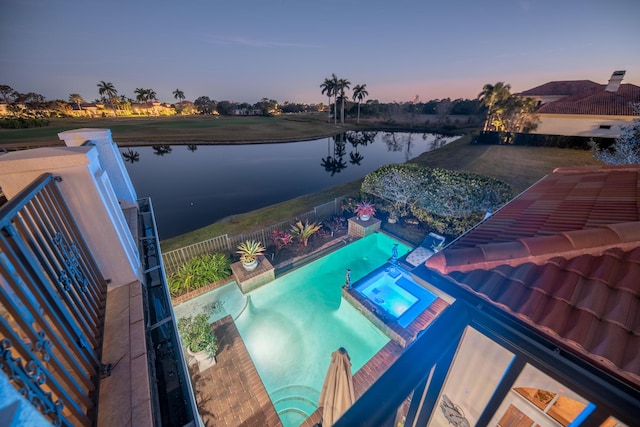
162;194;354;275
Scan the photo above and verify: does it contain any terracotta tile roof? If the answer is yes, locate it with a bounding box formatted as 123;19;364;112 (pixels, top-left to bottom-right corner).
517;80;602;97
425;165;640;388
535;84;640;116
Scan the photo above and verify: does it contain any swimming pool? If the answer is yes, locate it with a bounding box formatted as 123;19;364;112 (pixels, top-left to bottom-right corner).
354;264;438;328
173;233;410;426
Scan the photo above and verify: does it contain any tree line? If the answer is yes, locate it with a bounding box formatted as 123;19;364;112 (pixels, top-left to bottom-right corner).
2;78;538;133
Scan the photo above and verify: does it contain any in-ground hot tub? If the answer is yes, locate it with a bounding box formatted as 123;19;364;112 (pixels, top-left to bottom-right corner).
354;264;438;328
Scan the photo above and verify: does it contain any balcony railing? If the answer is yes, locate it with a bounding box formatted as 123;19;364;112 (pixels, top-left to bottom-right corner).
0;173;108;427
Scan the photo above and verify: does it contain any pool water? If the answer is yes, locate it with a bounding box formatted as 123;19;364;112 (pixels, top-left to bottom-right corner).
354;264;438;328
173;233;410;426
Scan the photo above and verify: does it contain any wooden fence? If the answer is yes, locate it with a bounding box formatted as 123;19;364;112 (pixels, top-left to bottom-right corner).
162;195;350;275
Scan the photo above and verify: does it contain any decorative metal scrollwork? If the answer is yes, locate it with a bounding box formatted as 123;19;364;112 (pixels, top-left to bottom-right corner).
54;232;89;292
0;338;64;426
32;331;53;362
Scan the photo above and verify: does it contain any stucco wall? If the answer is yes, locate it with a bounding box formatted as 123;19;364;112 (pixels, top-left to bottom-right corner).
531;114;636;137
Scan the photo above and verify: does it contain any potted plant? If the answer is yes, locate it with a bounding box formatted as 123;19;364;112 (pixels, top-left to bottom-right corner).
236;239;266;271
355;201;376;221
178;313;217;371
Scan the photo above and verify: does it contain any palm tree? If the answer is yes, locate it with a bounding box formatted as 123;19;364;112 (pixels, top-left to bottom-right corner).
337;77;351;124
352;84;368;124
478;82;511;132
97;81;118;113
320;76;336;123
68;93;85;111
147;89;157;101
134;88;148;104
173;89;185;104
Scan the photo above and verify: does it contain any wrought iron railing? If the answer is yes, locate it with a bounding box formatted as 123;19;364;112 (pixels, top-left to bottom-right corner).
0;173;108;427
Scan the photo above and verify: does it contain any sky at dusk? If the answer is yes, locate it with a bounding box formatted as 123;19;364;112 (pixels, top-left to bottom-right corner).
1;0;639;105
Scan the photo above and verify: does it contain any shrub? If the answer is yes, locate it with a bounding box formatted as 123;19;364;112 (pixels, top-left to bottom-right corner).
362;163;513;236
177;314;217;357
168;253;231;297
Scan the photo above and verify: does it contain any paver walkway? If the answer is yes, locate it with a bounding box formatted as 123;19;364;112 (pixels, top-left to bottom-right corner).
190;316;282;426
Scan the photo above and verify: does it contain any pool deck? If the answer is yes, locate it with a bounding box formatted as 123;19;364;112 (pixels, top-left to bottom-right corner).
193;296;449;426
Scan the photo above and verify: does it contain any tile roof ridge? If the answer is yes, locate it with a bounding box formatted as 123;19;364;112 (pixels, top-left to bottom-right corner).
426;222;640;274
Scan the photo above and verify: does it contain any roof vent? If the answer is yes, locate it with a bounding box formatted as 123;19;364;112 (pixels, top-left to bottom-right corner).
605;70;625;92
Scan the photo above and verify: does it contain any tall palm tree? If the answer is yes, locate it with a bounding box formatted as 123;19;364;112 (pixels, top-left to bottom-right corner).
68;93;85;111
478;82;511;132
134;88;148;104
337;77;351;124
97;81;118;113
320;76;336;123
147;89;157;101
352;84;368;125
173;89;185;104
330;74;340;124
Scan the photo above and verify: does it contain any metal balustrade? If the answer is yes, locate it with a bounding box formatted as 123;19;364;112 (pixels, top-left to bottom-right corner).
0;173;108;427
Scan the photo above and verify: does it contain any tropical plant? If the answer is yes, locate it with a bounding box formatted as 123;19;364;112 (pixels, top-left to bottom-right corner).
478;82;511;132
337;77;351;124
320;74;338;123
97;81;119;112
173;88;185;103
236;240;266;264
290;220;322;246
355;201;376;217
134;87;148;103
271;230;293;250
352;84;368;124
177;314;217;357
168;253;231;297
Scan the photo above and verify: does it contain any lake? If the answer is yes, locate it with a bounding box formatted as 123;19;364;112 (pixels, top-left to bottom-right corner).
119;131;457;239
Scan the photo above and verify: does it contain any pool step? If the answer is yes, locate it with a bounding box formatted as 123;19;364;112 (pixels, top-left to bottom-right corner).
271;384;320;423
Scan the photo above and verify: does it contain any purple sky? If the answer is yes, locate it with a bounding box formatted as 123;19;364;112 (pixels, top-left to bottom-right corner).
1;0;639;105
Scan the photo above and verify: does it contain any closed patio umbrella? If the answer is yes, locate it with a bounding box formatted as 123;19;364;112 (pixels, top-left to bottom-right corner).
318;347;355;427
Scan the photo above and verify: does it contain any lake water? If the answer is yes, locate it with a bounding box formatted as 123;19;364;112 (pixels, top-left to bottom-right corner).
119;131;457;239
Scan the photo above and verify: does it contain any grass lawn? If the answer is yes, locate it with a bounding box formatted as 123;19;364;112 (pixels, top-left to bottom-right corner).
0;114;357;147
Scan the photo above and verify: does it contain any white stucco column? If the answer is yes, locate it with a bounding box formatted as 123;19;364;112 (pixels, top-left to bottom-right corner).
58;128;138;208
0;146;140;287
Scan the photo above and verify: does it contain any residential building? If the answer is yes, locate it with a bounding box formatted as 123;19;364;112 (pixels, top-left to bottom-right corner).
517;71;640;138
338;164;640;426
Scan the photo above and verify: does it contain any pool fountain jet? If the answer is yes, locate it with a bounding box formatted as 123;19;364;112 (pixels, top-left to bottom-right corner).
344;269;352;289
390;244;399;265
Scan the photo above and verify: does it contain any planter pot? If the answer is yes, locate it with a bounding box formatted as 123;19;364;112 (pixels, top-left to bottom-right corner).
242;259;259;271
187;346;216;372
387;216;397;224
359;214;371;221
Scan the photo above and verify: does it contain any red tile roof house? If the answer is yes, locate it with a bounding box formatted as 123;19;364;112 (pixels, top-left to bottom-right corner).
516;71;640;139
338;165;639;426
